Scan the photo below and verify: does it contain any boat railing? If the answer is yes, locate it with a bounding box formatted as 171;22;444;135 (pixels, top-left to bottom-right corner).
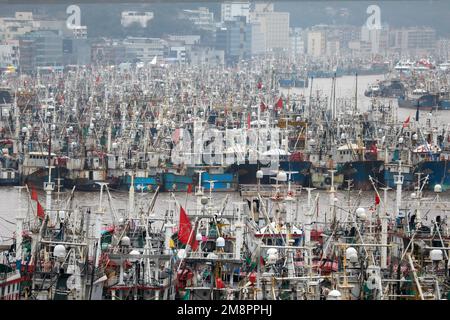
186;251;241;261
187;208;237;219
0;269;20;281
240;184;302;197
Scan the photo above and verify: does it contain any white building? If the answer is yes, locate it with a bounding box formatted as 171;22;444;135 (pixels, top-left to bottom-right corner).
221;2;250;23
348;40;372;57
251;21;266;55
121;11;154;28
290;28;305;57
0;12;34;41
190;47;224;66
34;20;68;36
389;27;436;55
253;3;274;13
181;8;215;32
167;35;201;46
436;38;450;60
251;10;290;53
0;41;19;68
123;37;167;62
169;46;187;63
307;30;326;57
326;39;340;56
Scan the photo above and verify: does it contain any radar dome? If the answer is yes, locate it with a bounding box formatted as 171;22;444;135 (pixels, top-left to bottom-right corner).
53;245;66;258
256;170;264;179
216;237;225;248
327;290;342;300
430;249;443;261
120;236;131;246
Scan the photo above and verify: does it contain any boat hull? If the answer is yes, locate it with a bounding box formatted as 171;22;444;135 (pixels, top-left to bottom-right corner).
384;169;415;190
278;78;308;88
64;177;120;191
310;168;344;190
201;172;237;191
397;94;438;109
162;172;193;192
120;175;160;192
279;161;312;186
23;167;69;190
438;99;450;110
339;160;384;191
414;160;450;191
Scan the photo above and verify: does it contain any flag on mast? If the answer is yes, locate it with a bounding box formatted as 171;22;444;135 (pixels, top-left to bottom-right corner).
402;116;410;128
37;201;45;219
31;187;38;201
178;206;198;250
276;97;283;110
375;194;380;206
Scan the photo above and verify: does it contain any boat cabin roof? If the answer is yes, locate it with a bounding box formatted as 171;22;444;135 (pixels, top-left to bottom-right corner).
337;144;365;151
28;151;56;157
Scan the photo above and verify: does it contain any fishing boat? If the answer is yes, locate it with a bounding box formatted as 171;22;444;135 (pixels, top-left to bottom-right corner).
336;144;384;191
162;171;194;192
398;88;439;110
277;72;308;88
364;79;405;98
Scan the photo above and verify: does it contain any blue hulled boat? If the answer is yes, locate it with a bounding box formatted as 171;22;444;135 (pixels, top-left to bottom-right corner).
415;160;450;191
339;160;385;191
279;160;312;186
121;174;160;192
201;171;238;192
397;89;438;110
162;172;194;192
383;163;415;190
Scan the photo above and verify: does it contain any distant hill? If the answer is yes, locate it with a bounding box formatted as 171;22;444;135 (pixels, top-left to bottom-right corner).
0;1;449;38
277;0;450;36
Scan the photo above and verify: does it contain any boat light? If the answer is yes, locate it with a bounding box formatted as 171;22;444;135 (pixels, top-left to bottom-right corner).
120;236;131;246
434;184;442;193
53;244;66;259
129;250;140;262
216;237;225;248
345;247;358;263
256;170;264;179
430;249;443;261
276;171;287;182
327;290;342;300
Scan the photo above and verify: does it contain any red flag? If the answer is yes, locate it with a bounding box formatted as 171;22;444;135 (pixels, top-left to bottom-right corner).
260;102;266;112
187;184;192;194
178;206;198;250
215;277;225;289
260;256;265;266
276;97;283;110
247;113;251;129
402;116;410;128
37;201;45;219
370;143;378;155
375;194;380;206
257;81;262;90
172;128;180;144
31;187;38;201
